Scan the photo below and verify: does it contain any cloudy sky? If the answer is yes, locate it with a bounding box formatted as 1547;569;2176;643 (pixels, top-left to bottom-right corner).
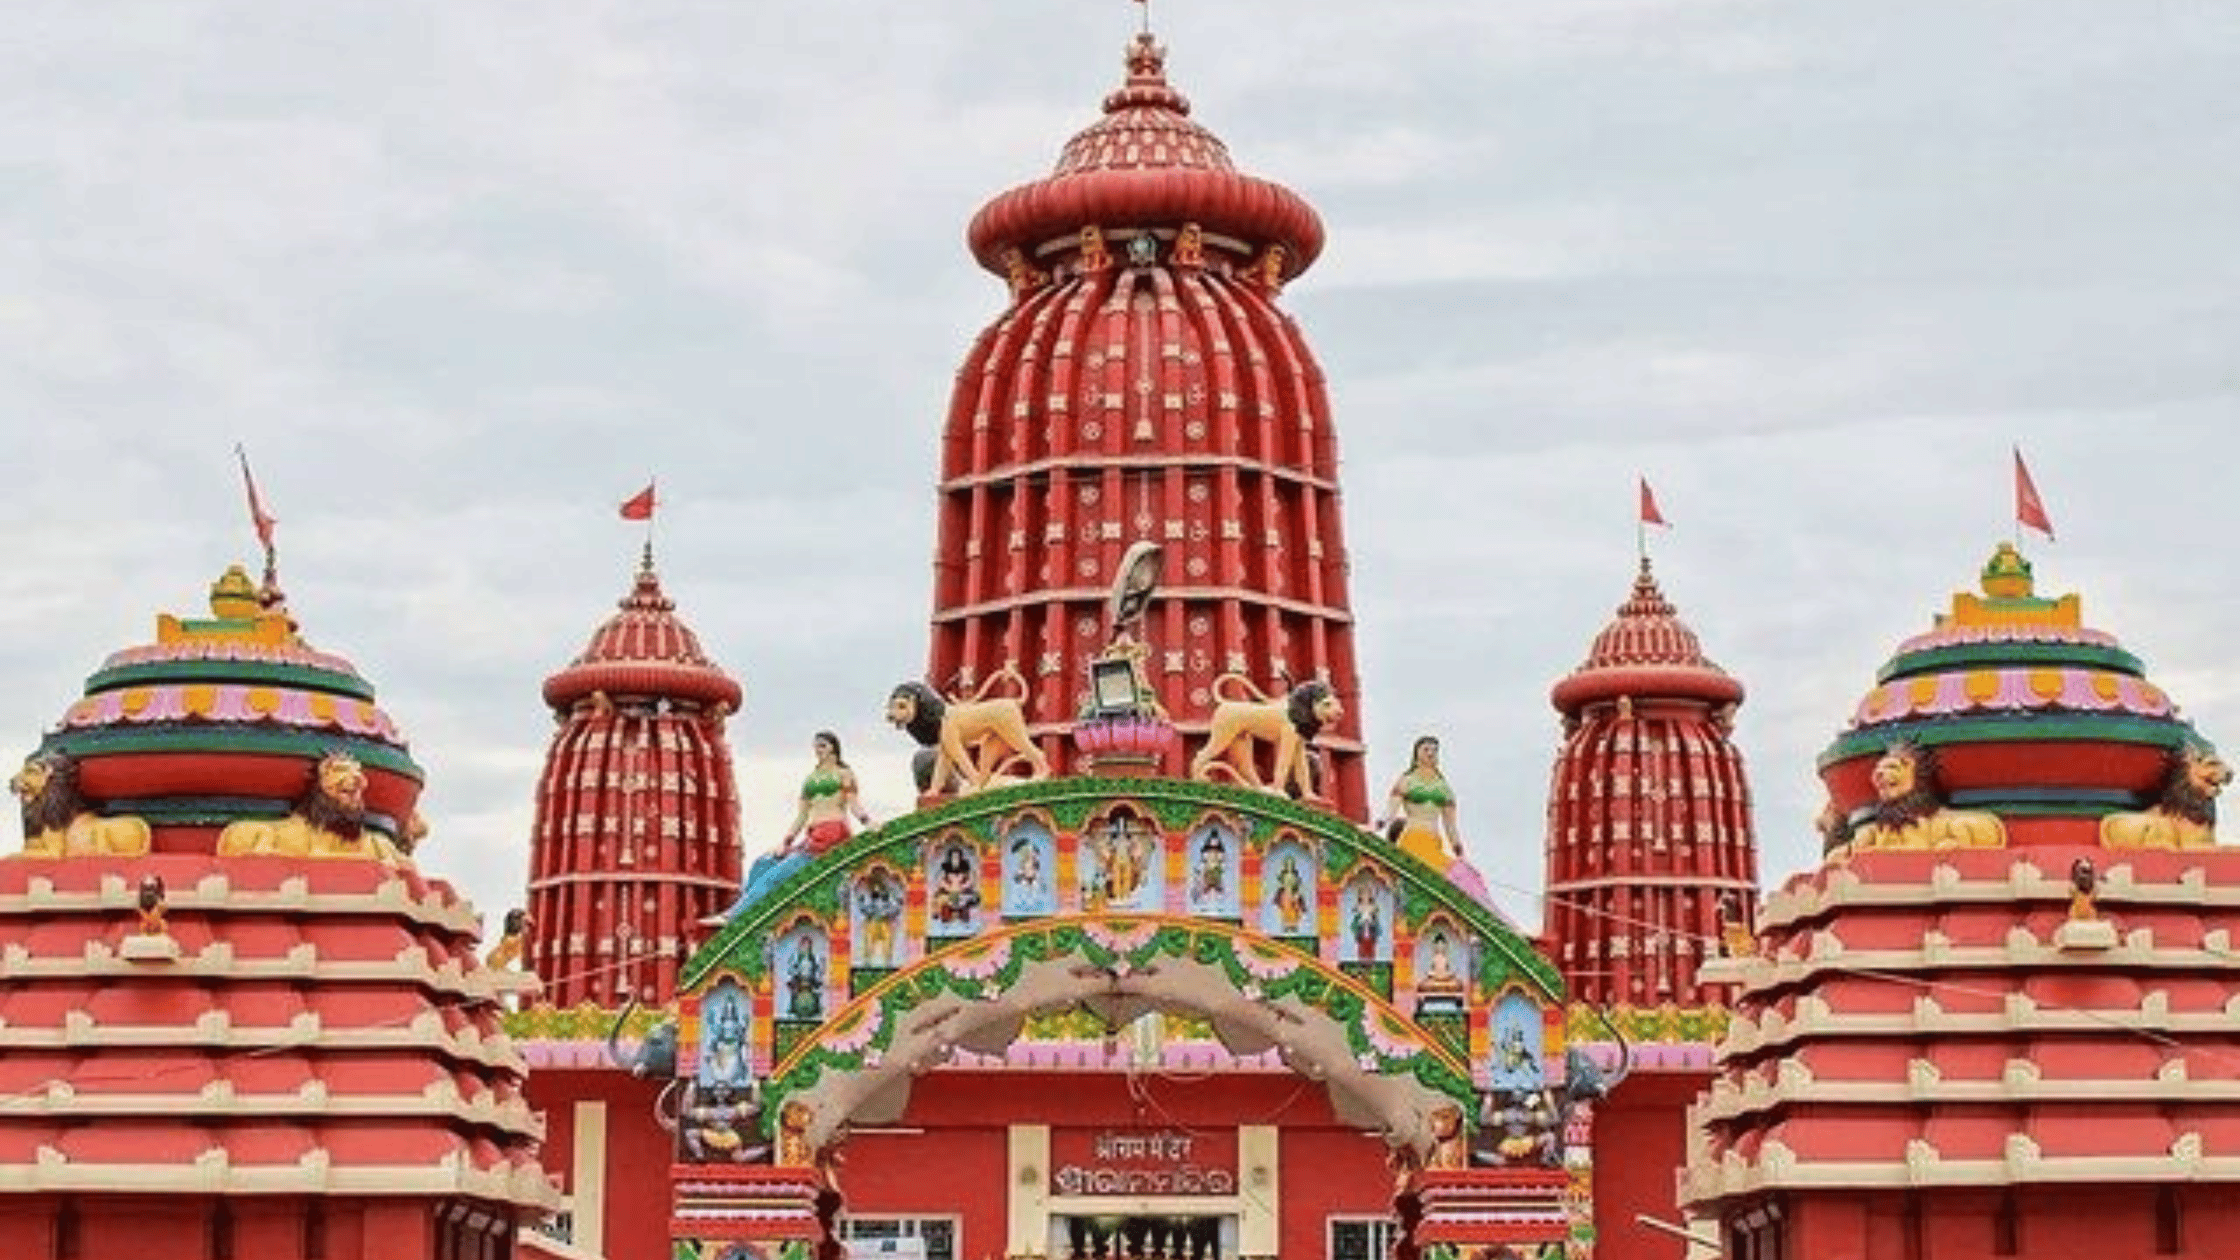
6;0;2236;933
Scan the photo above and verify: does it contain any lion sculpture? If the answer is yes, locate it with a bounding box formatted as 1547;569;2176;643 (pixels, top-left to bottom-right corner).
2102;742;2232;850
217;752;408;863
886;669;1051;796
775;1099;818;1168
1190;675;1342;803
9;753;152;859
1844;740;2006;855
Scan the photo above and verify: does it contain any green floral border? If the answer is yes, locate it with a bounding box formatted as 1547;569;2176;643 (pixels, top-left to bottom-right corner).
765;916;1480;1121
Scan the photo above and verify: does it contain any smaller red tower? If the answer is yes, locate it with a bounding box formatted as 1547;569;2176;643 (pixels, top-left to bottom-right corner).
1544;558;1756;1010
523;547;743;1008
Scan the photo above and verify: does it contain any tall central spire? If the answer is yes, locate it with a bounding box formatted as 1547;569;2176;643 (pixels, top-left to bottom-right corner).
928;35;1367;816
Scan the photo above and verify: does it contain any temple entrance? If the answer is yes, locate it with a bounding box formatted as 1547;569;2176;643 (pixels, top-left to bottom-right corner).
1051;1213;1232;1260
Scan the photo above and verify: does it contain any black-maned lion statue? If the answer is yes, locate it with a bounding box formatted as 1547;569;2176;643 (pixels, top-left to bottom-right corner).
1190;675;1343;802
886;668;1050;795
8;752;152;859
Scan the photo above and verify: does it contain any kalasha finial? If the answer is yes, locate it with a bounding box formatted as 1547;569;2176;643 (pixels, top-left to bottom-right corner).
1125;28;1165;82
640;540;657;576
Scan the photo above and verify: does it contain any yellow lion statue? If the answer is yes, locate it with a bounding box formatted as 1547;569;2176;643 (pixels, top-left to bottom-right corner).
887;668;1051;795
1846;740;2006;855
2102;742;2232;850
217;752;408;863
1190;675;1343;802
9;753;152;859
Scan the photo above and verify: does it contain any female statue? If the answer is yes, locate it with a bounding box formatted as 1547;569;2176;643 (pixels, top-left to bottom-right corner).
735;731;876;912
783;731;873;854
1380;735;1495;906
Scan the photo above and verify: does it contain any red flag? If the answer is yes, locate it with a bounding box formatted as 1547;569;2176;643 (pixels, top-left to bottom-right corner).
1638;477;1669;528
619;483;657;521
235;445;277;550
2013;448;2054;540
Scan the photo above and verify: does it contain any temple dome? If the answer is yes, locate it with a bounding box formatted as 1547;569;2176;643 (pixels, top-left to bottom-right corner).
1818;543;2207;847
966;34;1325;280
1550;558;1744;712
928;30;1369;817
542;550;742;714
37;565;424;844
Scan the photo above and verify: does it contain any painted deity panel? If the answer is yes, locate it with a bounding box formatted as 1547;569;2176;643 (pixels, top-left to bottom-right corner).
1182;819;1242;918
777;924;830;1023
1489;990;1548;1093
926;838;984;937
1081;808;1165;912
1259;838;1316;937
697;978;754;1088
1342;872;1395;963
1413;919;1470;1009
1003;819;1058;918
850;866;906;968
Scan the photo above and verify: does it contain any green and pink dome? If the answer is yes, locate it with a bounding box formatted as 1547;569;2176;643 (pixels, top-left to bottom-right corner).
1817;543;2205;846
30;564;424;849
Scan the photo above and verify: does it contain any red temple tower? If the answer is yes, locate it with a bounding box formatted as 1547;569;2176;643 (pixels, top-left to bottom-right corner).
928;33;1369;817
1542;557;1758;1258
1544;557;1756;1009
0;564;554;1258
1686;545;2240;1258
523;547;744;1009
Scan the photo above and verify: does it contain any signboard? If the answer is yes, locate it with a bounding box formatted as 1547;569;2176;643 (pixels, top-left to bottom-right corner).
1049;1128;1239;1197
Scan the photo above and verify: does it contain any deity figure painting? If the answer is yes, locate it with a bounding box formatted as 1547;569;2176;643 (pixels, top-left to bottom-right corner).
1003;820;1057;917
698;980;753;1088
1489;991;1547;1093
927;840;983;936
1184;821;1241;918
1347;874;1394;962
1260;839;1316;936
1414;923;1469;1006
1082;810;1163;911
781;927;827;1022
851;868;904;967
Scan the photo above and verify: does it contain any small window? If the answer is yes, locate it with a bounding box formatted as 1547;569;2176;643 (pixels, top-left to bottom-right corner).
1330;1217;1395;1260
843;1216;960;1260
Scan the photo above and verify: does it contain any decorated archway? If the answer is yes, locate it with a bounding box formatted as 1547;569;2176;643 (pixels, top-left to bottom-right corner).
764;914;1477;1154
668;777;1577;1256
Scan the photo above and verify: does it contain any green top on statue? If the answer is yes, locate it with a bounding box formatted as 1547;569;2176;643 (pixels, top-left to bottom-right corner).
802;769;847;800
1400;776;1454;807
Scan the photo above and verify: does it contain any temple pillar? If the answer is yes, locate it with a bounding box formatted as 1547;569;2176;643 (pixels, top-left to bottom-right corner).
1007;1122;1052;1256
1237;1125;1278;1259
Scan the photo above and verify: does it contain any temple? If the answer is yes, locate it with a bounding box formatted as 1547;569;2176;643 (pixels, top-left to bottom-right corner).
2;18;2229;1260
1543;558;1755;1256
929;32;1368;819
523;546;744;1009
0;566;554;1258
1683;546;2240;1258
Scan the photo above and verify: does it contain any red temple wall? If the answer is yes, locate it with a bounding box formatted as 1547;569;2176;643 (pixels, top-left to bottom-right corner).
1589;1070;1705;1260
528;1066;671;1260
1781;1184;2240;1259
1273;1125;1396;1259
0;1194;471;1260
